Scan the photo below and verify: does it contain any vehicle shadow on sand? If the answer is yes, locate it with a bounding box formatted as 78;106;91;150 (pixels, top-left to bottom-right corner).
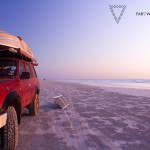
21;102;61;117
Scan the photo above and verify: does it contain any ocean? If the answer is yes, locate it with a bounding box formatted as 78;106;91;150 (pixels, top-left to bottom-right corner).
63;79;150;89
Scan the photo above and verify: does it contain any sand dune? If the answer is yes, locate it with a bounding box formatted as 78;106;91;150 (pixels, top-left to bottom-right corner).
17;80;150;150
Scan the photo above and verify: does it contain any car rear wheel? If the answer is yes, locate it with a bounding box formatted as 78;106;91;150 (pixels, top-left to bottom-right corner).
28;94;39;116
0;106;18;150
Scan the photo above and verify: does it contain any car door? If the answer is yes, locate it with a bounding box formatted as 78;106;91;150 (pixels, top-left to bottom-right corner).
24;63;35;105
19;61;31;107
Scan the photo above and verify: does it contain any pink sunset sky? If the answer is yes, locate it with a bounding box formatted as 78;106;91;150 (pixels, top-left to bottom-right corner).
1;0;150;79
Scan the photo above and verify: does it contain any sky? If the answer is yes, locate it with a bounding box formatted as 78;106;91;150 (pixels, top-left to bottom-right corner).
0;0;150;79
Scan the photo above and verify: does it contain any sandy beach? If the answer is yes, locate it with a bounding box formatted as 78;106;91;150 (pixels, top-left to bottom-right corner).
17;80;150;150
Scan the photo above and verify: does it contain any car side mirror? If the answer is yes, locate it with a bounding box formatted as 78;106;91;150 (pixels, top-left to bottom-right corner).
20;72;30;79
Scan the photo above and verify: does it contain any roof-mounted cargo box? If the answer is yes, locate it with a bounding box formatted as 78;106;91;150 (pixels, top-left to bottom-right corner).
0;31;37;64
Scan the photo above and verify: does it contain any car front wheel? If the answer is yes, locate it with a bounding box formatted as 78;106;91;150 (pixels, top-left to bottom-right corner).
1;106;18;150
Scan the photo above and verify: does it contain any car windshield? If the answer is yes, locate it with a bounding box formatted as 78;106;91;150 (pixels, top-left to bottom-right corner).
0;59;17;78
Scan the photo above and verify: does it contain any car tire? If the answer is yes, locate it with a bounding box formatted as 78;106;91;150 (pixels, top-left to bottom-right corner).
28;94;39;116
1;106;18;150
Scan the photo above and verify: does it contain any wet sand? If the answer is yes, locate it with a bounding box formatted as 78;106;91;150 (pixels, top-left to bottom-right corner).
17;80;150;150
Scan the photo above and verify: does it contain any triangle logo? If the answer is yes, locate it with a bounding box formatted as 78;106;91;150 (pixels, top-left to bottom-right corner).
109;5;126;24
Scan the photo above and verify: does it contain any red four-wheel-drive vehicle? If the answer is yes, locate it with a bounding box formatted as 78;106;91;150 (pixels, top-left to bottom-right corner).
0;31;40;150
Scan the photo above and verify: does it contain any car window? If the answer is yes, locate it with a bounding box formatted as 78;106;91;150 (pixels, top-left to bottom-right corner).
19;62;26;78
25;64;30;73
25;63;33;78
30;65;37;78
0;59;17;78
